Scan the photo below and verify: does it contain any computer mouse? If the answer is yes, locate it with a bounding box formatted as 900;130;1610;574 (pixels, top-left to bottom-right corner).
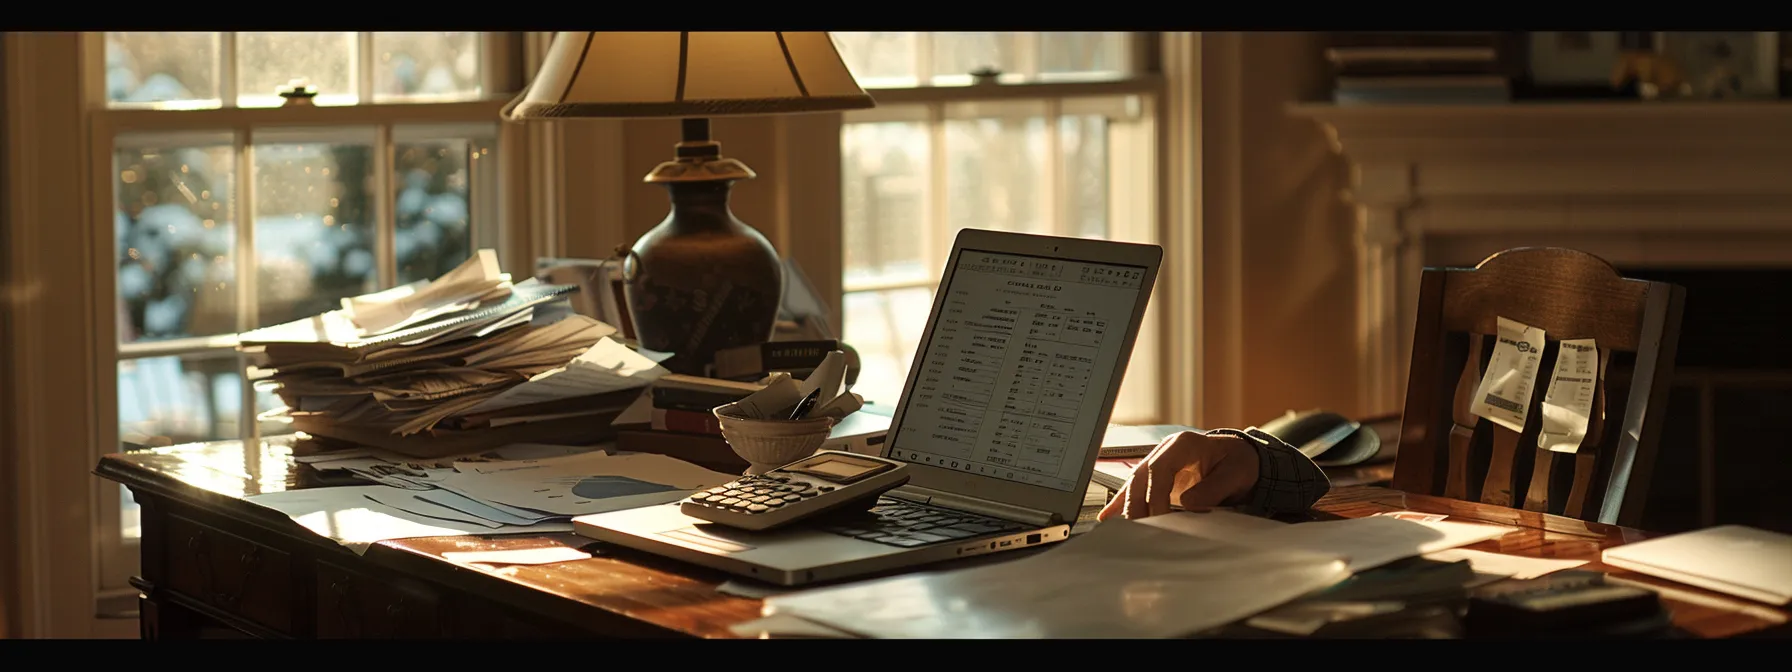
1255;409;1383;467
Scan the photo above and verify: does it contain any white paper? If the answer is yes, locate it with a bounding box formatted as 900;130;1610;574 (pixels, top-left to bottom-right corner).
1470;316;1547;432
346;249;506;334
719;373;805;420
243;486;571;554
1539;338;1600;453
1137;510;1292;539
1234;517;1514;573
1423;548;1587;580
1374;510;1449;523
306;456;394;473
729;613;860;639
443;546;592;566
362;488;506;529
415;489;561;526
764;519;1350;639
610;389;655;426
432;450;735;516
464;337;672;415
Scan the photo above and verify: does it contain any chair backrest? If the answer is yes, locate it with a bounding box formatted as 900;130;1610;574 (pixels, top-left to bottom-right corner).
1391;247;1685;526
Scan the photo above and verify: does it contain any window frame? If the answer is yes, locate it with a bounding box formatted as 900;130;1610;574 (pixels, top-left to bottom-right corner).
820;32;1180;424
2;30;1208;637
3;30;621;637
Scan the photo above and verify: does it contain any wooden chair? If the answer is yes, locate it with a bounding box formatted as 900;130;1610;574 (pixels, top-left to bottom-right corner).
1391;248;1686;526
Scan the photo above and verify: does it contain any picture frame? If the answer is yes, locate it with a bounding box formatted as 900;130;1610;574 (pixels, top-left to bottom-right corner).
1515;31;1640;99
1654;31;1779;99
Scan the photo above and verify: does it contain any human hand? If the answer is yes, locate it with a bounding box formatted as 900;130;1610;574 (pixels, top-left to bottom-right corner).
1097;431;1261;521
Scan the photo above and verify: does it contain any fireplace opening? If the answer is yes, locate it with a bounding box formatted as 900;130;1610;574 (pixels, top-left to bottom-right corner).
1616;268;1792;534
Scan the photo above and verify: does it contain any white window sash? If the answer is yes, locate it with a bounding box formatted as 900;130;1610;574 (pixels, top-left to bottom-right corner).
2;31;582;635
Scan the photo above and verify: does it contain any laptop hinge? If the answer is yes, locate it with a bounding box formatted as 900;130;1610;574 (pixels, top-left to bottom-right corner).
889;486;1059;527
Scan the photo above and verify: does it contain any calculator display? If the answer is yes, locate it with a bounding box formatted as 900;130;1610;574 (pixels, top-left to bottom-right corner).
785;454;892;484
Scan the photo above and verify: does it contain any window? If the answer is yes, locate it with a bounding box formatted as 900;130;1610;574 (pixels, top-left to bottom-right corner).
98;31;518;600
828;32;1164;423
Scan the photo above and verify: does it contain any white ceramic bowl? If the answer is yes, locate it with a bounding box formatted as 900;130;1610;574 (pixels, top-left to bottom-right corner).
713;408;835;475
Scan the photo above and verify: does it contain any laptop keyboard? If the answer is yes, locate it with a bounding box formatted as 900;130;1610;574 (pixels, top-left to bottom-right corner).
817;498;1029;548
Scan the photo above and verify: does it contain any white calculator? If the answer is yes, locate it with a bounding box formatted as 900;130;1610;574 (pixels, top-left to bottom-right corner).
679;451;911;531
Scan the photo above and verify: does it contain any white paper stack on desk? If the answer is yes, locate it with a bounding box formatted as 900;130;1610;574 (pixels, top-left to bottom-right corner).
242;250;671;457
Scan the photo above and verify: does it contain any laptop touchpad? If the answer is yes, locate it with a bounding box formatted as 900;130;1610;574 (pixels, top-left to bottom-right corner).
660;527;756;554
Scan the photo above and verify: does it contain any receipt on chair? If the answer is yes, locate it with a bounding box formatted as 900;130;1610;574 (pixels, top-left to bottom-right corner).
1470;317;1546;433
1538;339;1599;453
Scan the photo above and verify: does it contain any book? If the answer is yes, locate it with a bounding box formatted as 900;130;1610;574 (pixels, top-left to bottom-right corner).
1326;46;1499;66
650;373;765;411
1601;525;1792;605
712;340;838;379
616;429;750;474
651;407;723;435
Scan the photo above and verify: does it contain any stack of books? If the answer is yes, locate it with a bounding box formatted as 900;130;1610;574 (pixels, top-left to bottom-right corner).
1326;32;1513;105
243;250;660;457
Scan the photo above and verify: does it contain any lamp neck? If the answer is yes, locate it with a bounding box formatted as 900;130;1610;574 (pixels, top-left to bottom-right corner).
661;180;741;231
676;117;720;161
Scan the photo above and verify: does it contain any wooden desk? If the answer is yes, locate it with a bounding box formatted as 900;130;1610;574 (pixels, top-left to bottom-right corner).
95;437;1789;639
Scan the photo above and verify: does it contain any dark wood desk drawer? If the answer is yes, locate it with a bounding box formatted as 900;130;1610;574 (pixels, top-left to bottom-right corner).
163;514;295;633
316;560;446;638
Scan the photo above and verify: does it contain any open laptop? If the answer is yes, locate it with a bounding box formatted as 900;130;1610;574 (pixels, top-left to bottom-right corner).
574;229;1162;586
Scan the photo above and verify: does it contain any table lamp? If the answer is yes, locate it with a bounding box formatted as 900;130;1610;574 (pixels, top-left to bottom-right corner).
502;32;875;375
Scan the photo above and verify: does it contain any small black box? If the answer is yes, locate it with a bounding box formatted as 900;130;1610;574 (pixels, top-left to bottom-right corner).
1464;571;1670;639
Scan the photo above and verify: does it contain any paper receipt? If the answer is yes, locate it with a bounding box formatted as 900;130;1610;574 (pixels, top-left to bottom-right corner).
1537;339;1599;453
1470;317;1546;433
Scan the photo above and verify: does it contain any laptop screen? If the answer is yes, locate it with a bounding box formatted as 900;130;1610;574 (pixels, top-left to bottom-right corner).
886;248;1149;492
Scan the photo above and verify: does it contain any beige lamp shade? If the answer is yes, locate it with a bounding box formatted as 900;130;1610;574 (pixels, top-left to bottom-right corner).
502;32;876;120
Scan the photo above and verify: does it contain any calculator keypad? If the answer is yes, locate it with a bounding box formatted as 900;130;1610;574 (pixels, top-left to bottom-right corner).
686;473;821;514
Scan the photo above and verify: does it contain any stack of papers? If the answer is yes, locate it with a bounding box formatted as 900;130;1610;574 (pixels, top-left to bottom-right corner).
741;511;1520;639
754;519;1353;638
256;445;737;553
242;251;673;454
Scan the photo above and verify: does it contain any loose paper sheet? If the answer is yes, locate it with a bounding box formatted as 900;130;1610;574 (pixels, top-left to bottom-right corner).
1137;509;1293;539
1234;516;1514;573
243;486;571;554
443;546;592;566
764;519;1350;639
1422;548;1587;580
463;337;672;415
729;613;860;639
1538;338;1600;453
1471;317;1547;432
432;450;735;516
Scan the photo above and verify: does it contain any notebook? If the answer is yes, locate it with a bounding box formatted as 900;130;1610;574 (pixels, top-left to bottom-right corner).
1601;525;1792;605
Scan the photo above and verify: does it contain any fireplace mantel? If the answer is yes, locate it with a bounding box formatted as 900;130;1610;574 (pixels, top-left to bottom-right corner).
1291;101;1792;415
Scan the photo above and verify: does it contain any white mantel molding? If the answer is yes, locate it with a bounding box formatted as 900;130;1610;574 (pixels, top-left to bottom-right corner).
1290;101;1792;415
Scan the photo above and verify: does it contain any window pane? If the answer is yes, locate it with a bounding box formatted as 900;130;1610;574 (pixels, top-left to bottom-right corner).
829;32;920;88
252;136;377;327
105;32;222;109
932;32;1023;80
1039;32;1130;78
944;106;1050;236
372;32;484;102
237;32;357;108
395;139;477;284
842;122;931;290
118;353;243;448
843;287;934;406
115;142;238;343
1060;115;1110;239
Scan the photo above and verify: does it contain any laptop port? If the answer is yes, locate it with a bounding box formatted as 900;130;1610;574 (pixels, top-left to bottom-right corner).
1026;533;1041;544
